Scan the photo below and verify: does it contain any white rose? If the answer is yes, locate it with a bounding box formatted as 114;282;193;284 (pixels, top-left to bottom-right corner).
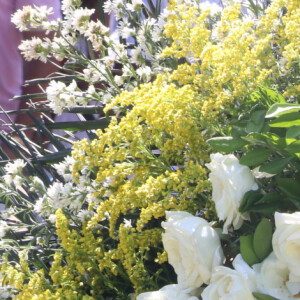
272;212;300;295
201;254;257;300
136;284;199;300
206;153;258;233
161;211;223;290
253;252;296;299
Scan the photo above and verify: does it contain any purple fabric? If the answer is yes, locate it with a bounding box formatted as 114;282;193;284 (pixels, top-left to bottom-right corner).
0;0;61;129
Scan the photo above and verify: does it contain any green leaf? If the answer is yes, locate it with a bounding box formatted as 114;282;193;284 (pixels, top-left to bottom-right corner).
250;87;285;106
242;133;268;146
295;162;300;172
286;126;300;139
239;191;262;213
269;112;300;128
246;110;266;133
240;235;260;265
207;137;248;153
285;140;300;155
250;193;281;213
254;193;281;205
44;118;111;131
253;292;279;300
27;111;66;151
34;149;72;164
266;103;300;118
250;203;280;213
295;173;300;184
277;178;300;201
253;218;273;261
262;88;286;105
259;157;292;174
240;148;272;166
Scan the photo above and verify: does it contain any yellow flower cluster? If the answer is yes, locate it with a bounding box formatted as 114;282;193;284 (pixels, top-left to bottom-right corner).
162;0;300;119
67;68;212;292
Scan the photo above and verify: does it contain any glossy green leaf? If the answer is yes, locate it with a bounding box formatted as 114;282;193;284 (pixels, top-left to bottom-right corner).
207;137;248;152
239;191;262;213
253;218;273;261
250;193;281;213
269;112;300;128
250;203;281;213
266;103;300;118
253;292;279;300
240;235;260;265
240;148;272;166
254;193;281;205
259;157;292;174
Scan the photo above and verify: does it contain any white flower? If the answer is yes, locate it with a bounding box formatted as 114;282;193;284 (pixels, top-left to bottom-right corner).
126;0;143;11
122;65;132;77
85;20;109;51
114;75;124;86
206;153;258;233
103;0;115;14
152;9;170;42
202;254;256;300
102;56;115;68
130;47;145;65
34;198;46;215
0;221;8;239
3;159;26;186
19;37;50;62
70;8;95;34
123;218;132;228
48;214;56;224
77;210;93;222
29;176;46;193
200;2;222;16
46;80;87;115
11;6;33;31
2;175;13;186
11;5;54;31
61;0;81;13
102;176;116;188
253;252;297;299
4;159;26;175
136;66;152;82
53;156;75;182
162;211;223;290
136;284;199;300
272;212;300;295
46;80;67;115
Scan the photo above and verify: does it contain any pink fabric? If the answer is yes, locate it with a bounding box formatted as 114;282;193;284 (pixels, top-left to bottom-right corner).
0;0;61;129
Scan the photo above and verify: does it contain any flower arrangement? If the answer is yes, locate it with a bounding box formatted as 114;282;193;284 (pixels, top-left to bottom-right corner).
0;0;299;299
